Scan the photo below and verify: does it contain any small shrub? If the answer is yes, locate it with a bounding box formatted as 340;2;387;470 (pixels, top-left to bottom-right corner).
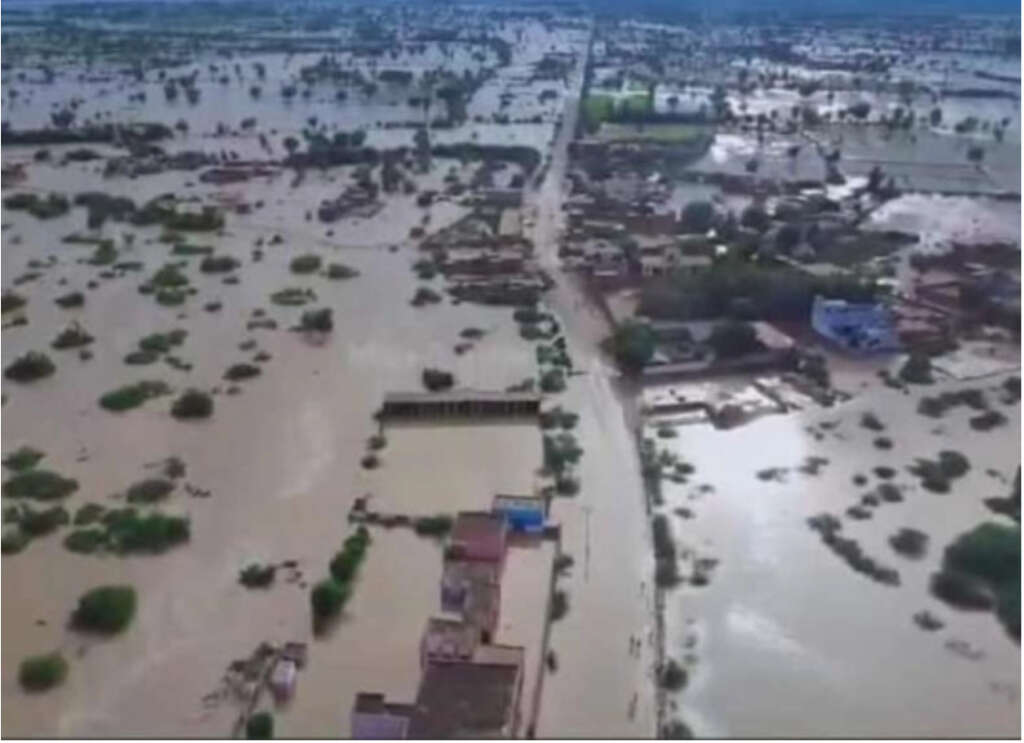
224;363;261;381
246;711;274;739
73;503;105;526
102;509;189;553
422;368;455;392
662;719;694;739
325;263;359;280
414;514;452;537
55;291;84;308
899;353;933;385
873;466;896;480
2;292;27;313
410;286;441;306
124;478;174;504
889;528;929;559
19;505;70;536
969;410;1007;431
124;350;160;365
368;435;387;451
64;528;106;554
4;351;56;382
270;288;315;306
550;589;569;621
3;470;78;501
51;323;94;350
3;446;45;472
239;563;276;588
539;369;566;393
2;529;29;555
310;579;349;620
139;331;188;357
99;381;170;411
361;454;380;469
298;307;332;333
171;389;214;419
18;653;68;692
155;289;187;306
290;254;322;274
72;585;137;633
860;412;885;431
874;437;893;450
199;255;240;273
930;570;994;610
659;659;688;691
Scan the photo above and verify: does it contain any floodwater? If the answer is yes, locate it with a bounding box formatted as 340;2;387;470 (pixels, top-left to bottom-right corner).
0;149;543;737
653;372;1021;738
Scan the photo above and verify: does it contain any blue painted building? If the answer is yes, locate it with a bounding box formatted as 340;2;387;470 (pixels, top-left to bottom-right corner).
491;494;545;533
811;295;902;353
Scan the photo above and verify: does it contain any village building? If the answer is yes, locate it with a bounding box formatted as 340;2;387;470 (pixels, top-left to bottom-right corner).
811;295;902;352
491;494;545;534
447;511;508;565
379;390;541;420
351;693;416;739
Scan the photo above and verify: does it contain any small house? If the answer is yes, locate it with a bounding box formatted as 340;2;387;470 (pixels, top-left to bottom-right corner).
448;512;507;564
269;658;297;702
491;494;545;533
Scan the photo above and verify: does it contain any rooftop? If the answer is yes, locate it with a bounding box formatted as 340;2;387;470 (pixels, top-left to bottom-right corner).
382;389;542;406
451;511;508;547
492;493;545;511
408;649;525;738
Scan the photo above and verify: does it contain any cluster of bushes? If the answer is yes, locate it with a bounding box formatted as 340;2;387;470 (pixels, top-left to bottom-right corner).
917;388;987;418
171;389;214;420
3;446;45;472
124;478;175;504
3;469;78;501
806;512;900;586
422;368;455;392
907;450;970;494
414;514;453;537
239;563;277;588
898;353;933;385
652;513;679;587
325;263;359;280
543;433;582;478
99;380;171;411
539;406;579;431
539;368;566;393
246;711;274;739
931;522;1020;639
55;291;85;308
199;255;239;274
94;507;190;554
224;363;261;381
270;288;316;306
411;286;442;306
2;292;27;313
298;308;333;333
5;351;56;382
19;652;68;692
3;192;70;219
888;528;929;559
638;262;876;323
290;254;322;274
72;585;136;634
311;527;371;631
603;320;656;374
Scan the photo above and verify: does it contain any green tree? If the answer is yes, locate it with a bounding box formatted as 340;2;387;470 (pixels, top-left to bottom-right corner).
606;321;656;374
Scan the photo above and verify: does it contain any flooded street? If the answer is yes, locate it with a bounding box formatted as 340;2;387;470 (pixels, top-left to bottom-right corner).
654;375;1020;737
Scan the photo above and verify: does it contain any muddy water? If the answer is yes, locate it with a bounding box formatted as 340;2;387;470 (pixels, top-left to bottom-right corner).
655;374;1020;738
0;149;542;736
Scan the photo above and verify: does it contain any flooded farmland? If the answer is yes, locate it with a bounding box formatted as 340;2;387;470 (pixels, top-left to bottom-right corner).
2;0;1020;739
653;372;1020;738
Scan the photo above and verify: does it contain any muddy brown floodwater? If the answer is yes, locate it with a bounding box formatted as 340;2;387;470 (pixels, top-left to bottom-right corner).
653;371;1020;738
